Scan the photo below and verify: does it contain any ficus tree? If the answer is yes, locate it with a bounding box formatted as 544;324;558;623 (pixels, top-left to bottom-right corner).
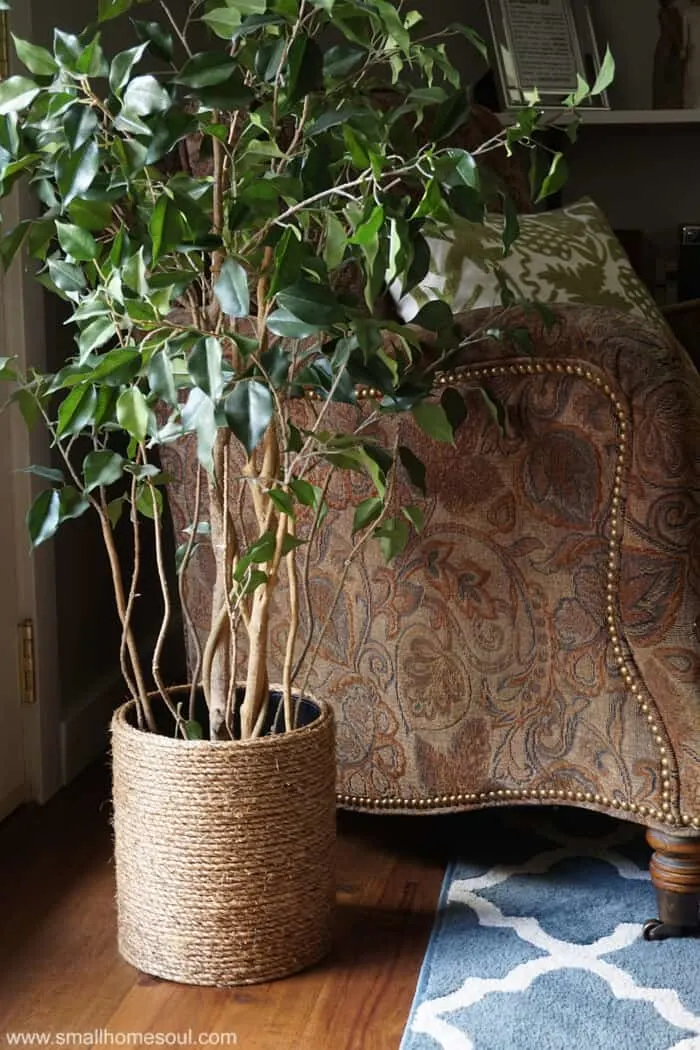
0;0;612;741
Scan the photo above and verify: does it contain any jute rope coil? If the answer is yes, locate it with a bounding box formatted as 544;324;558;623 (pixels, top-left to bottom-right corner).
111;688;336;986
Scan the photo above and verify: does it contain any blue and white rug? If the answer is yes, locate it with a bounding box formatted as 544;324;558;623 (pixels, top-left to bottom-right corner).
400;810;700;1050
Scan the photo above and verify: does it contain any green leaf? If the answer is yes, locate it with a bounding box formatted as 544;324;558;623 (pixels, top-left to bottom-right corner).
176;53;238;88
276;280;341;326
353;496;382;533
89;347;141;384
184;719;204;740
398;445;426;494
269;227;302;297
148;349;178;406
411;177;444;220
56;384;98;437
289;478;321;509
309;105;363;136
67;198;112;232
83;450;124;492
149;195;184;263
324;212;347;270
402;505;424;532
77;317;117;360
231;12;286;42
323;43;364;78
374;517;409;562
386;218;408;284
59;486;90;523
132;20;174;63
564;72;591;109
45;257;87;296
344;129;371;172
0;77;40;116
349;204;384;246
117;387;149;442
53;29;82;70
135;483;163;520
109;44;147;96
412;402;454;444
479;385;508;437
202;7;243;38
237;567;269;598
433;89;470;140
27;489;60;548
441;387;467;433
64;106;100;152
0;221;30;270
98;0;136;22
535;152;568;204
402;233;431;294
56;222;98;262
412;299;453;332
224;380;273;455
286;36;324;102
591;47;615;96
180;388;216;474
448;22;488;61
234;530;276;581
214;258;249;318
122;75;170;116
56;139;99;207
106;497;126;528
21;465;65;485
122;246;148;296
76;35;108;78
266;308;323;339
11;36;58;76
268;488;295;518
434;148;479;190
0;354;16;380
447;184;485;223
281;533;305;555
12;388;40;429
188;337;224;400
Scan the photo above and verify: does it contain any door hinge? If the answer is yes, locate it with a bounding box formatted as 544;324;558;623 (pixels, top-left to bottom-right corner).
19;619;36;705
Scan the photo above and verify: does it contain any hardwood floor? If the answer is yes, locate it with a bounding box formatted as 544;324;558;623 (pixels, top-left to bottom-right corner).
0;763;467;1050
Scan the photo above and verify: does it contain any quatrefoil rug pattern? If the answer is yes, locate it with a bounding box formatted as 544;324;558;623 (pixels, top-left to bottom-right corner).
400;812;700;1050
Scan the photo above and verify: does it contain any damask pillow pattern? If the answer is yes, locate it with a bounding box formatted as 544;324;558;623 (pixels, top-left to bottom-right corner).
391;197;667;333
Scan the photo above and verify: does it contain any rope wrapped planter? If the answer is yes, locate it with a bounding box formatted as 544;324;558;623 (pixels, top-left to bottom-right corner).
111;690;336;986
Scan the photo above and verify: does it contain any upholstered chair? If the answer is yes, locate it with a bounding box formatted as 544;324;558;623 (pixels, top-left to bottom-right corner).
161;300;700;941
162;102;700;938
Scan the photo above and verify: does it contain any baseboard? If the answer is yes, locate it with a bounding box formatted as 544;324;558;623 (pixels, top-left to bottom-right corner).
0;783;30;823
59;672;124;785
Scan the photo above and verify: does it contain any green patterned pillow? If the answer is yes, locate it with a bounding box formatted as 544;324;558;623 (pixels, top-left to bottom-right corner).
392;197;666;332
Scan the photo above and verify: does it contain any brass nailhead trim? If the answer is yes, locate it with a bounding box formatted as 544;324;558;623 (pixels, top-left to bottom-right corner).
334;360;688;827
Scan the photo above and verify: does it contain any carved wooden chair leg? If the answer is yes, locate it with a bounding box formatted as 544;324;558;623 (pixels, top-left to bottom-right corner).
644;829;700;941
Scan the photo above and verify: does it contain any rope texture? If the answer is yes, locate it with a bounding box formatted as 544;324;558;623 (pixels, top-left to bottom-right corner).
111;692;336;986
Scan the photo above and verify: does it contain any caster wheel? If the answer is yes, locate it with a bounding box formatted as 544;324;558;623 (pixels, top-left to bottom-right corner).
643;919;666;941
643;919;688;941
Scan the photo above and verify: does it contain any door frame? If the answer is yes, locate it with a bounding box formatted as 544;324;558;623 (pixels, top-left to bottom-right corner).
2;0;62;805
3;189;62;805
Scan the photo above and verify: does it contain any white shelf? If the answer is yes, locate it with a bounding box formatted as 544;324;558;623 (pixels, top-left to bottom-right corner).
498;108;700;127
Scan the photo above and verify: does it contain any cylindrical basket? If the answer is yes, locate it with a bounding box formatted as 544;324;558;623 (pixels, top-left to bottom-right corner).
111;690;336;986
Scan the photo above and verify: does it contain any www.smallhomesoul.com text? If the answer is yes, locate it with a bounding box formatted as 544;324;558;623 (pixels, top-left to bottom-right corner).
4;1032;238;1047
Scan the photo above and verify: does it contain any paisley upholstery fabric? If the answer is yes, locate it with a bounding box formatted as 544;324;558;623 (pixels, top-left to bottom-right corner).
160;305;700;835
391;199;667;333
